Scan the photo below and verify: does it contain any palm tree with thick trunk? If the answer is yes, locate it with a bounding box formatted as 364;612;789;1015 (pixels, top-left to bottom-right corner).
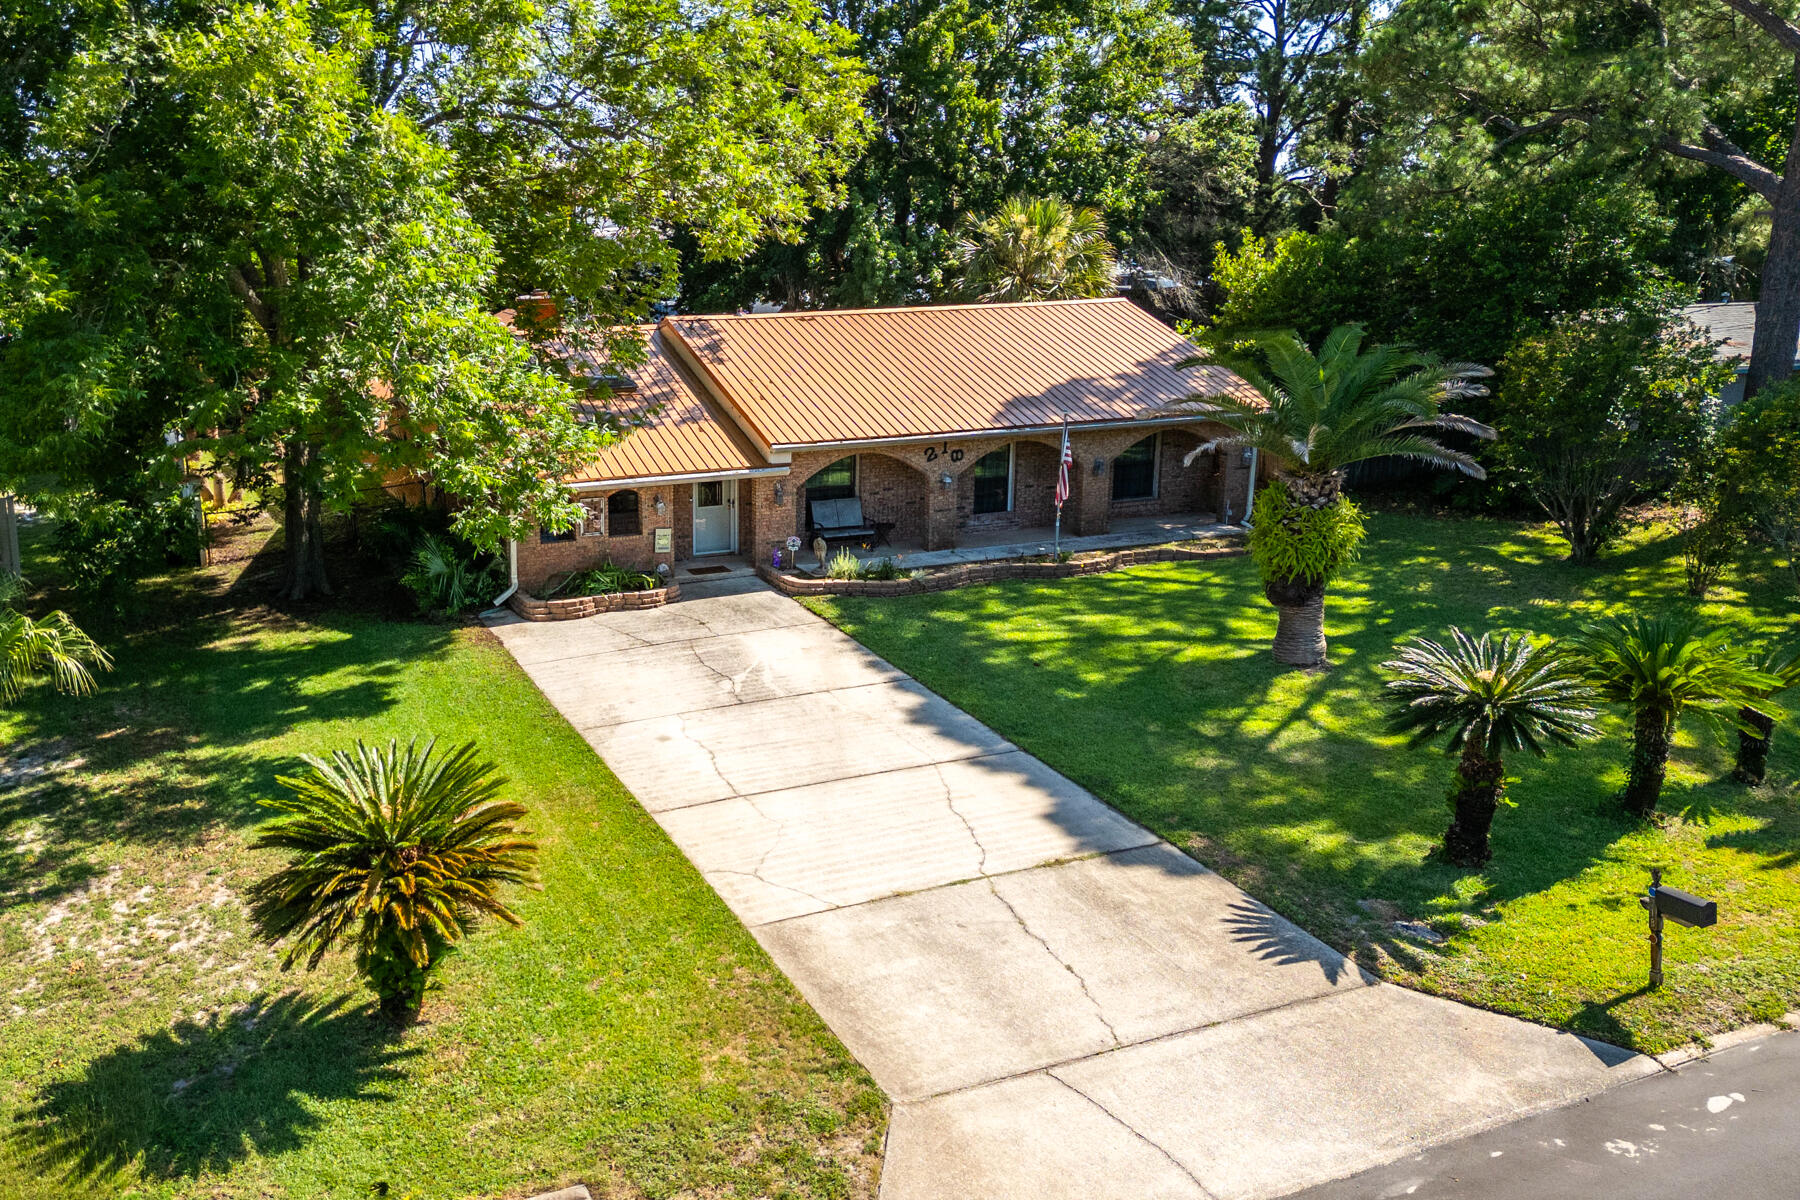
1382;629;1598;865
1576;613;1775;817
951;196;1118;302
1733;646;1799;785
1177;324;1495;666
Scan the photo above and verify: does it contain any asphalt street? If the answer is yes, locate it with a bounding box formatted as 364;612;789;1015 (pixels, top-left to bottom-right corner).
1289;1029;1800;1200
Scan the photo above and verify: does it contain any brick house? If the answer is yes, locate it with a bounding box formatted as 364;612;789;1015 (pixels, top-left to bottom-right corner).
509;297;1262;591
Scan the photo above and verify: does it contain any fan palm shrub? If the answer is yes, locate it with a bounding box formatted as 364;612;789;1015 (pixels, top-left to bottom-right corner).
1176;325;1495;666
248;738;538;1019
1733;646;1800;785
952;196;1118;302
1575;613;1777;817
1381;629;1599;866
0;575;111;705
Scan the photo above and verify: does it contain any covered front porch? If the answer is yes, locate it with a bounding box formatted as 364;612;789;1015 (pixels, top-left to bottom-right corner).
828;514;1237;571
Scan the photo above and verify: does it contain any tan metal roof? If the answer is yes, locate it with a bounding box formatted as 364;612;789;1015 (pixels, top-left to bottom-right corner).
661;297;1255;449
496;311;772;484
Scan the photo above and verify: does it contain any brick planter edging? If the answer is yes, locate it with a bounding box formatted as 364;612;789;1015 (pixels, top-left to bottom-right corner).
755;541;1245;598
507;580;682;621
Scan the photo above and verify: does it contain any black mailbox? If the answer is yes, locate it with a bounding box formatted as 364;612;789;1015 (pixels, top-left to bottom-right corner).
1654;886;1717;929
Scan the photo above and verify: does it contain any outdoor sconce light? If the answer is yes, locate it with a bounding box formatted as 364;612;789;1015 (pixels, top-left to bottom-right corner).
653;494;667;515
774;482;786;505
939;472;953;488
1092;457;1105;476
1242;448;1255;465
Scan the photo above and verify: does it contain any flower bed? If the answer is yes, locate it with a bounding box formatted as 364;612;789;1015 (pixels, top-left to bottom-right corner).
507;579;681;620
756;541;1244;598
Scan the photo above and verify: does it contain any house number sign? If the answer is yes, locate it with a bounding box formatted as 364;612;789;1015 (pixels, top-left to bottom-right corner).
921;444;965;464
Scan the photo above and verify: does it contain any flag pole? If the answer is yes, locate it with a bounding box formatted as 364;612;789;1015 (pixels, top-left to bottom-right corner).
1053;413;1070;559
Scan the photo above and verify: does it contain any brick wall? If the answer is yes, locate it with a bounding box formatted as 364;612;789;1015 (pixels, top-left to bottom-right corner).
512;483;676;590
1105;429;1224;520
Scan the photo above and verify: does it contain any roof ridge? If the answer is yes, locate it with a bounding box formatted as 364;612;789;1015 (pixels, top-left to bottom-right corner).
666;296;1132;322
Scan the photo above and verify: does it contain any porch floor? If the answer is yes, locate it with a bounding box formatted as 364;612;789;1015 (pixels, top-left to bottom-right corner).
841;514;1239;571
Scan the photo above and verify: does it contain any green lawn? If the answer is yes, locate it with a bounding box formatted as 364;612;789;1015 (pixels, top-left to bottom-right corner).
807;512;1800;1054
0;523;883;1199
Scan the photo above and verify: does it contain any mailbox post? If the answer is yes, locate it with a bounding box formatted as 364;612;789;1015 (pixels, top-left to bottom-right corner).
1638;868;1718;989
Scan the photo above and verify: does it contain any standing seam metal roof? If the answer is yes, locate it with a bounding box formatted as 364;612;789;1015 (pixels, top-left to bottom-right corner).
660;296;1255;449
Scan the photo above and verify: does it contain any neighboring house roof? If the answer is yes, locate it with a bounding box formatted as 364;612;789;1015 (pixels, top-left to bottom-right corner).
1679;301;1793;364
496;312;770;486
659;296;1254;450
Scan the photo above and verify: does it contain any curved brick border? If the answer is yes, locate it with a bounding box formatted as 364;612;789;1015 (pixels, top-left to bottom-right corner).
756;541;1244;598
507;580;681;621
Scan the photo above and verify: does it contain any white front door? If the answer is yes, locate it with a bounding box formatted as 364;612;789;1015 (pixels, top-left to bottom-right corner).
693;479;737;555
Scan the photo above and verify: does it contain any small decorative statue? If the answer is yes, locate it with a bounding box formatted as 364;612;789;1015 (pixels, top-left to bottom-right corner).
812;535;828;567
772;546;783;569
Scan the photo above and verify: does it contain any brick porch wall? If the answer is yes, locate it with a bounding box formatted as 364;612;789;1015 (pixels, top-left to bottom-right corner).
513;483;676;590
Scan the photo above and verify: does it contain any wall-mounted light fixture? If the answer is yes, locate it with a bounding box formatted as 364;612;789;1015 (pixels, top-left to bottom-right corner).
939;472;953;488
774;481;786;505
653;493;667;515
1092;457;1105;476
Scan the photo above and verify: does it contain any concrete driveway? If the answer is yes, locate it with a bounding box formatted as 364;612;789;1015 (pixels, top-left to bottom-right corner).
488;578;1660;1200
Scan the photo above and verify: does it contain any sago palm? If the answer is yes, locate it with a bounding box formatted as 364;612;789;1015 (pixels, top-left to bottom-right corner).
1382;629;1599;866
1575;613;1776;817
1733;645;1799;785
0;575;111;705
952;196;1118;302
1177;325;1495;666
248;738;538;1019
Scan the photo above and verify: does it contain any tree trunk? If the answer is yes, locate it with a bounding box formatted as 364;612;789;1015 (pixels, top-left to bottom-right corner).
1622;703;1673;818
280;440;332;602
1269;587;1328;667
1443;741;1504;867
1744;127;1800;398
1733;705;1777;785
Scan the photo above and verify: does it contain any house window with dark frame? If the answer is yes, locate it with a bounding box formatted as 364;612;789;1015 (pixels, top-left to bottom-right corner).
971;445;1013;515
607;489;642;536
539;525;577;544
805;455;857;503
1111;434;1159;501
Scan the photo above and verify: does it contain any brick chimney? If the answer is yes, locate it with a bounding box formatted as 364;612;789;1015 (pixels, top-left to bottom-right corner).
513;291;558;332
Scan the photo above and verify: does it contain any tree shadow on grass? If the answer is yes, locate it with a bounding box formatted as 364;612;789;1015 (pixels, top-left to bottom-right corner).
10;990;415;1185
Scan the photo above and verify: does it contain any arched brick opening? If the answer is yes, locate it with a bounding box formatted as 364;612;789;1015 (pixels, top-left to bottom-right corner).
787;451;931;548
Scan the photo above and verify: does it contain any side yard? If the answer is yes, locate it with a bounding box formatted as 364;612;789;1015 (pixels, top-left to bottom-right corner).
807;511;1800;1054
0;524;883;1199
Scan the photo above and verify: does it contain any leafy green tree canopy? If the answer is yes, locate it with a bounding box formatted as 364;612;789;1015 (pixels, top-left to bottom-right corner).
950;197;1119;301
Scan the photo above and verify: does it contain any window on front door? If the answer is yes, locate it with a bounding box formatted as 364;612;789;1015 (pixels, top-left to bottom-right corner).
697;480;723;508
1112;434;1159;500
971;445;1013;514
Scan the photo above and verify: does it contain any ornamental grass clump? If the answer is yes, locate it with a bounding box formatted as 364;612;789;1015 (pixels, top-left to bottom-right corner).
1381;629;1599;866
248;738;538;1020
825;549;863;580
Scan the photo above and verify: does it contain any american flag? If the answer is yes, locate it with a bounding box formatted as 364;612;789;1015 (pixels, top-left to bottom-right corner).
1054;420;1073;509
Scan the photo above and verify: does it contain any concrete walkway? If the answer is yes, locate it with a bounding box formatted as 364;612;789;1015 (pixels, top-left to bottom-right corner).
487;579;1660;1200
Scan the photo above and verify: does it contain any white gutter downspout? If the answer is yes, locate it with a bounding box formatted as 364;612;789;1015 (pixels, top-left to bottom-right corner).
1241;449;1258;527
492;538;519;608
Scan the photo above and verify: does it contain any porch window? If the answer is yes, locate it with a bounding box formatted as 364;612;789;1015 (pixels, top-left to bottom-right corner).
539;525;576;544
971;445;1013;514
607;489;642;536
1112;434;1159;500
806;456;857;503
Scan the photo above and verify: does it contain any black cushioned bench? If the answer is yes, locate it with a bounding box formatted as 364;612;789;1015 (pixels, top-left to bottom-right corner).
808;497;880;547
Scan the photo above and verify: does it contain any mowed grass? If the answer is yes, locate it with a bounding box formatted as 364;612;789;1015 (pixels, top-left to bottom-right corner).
808;512;1800;1054
0;523;883;1199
